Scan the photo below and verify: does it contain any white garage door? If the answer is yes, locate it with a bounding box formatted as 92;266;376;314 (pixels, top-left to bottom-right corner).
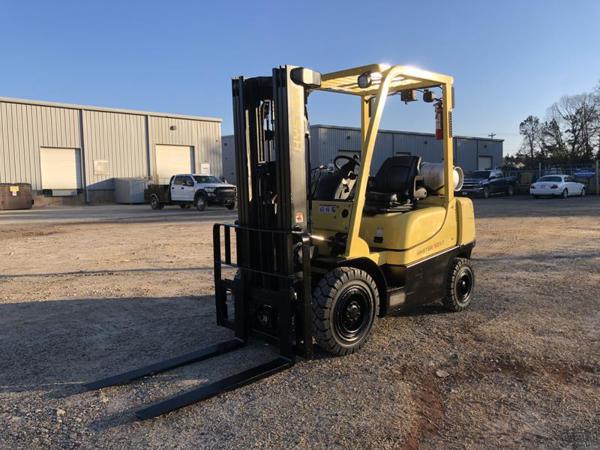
155;145;194;184
40;147;82;190
478;156;493;170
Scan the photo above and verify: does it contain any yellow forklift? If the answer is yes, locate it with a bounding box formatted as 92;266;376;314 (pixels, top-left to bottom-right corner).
85;64;475;419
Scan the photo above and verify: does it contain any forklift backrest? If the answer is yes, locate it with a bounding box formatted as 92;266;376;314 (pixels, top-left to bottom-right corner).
372;155;421;196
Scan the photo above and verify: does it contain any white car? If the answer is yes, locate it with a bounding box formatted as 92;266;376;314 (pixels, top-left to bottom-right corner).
530;175;586;199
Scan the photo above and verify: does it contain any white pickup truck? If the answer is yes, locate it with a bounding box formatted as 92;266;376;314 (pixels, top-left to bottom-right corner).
145;174;236;211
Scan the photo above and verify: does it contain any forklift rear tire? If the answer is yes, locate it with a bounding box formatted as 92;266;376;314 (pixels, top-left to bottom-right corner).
195;194;207;212
443;258;475;312
312;267;379;356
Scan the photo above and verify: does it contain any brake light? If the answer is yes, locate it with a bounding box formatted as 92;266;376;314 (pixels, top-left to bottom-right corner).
551;184;558;189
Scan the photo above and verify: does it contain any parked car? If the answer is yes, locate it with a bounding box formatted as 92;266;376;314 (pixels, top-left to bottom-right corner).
530;175;586;199
145;174;236;211
459;169;518;198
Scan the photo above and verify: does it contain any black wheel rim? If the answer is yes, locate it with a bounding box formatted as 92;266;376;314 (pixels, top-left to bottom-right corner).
455;268;473;305
333;285;373;344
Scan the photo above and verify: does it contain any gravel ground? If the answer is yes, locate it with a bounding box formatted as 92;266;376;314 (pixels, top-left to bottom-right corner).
0;198;599;449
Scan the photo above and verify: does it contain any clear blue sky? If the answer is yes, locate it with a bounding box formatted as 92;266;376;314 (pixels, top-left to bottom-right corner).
1;0;599;154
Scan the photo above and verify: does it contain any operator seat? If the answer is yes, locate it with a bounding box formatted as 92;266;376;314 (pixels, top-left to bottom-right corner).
364;155;424;213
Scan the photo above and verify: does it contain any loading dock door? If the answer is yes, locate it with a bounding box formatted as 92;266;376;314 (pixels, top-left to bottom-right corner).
478;156;493;170
155;145;194;184
40;148;82;190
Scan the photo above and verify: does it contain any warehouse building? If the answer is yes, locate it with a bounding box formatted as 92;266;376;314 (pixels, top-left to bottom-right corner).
222;124;503;182
0;97;222;204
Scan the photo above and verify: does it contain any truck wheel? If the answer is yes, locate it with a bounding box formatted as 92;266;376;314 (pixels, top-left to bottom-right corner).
562;189;568;199
483;187;490;199
312;267;379;356
150;195;163;210
507;185;515;196
180;204;191;209
581;187;586;197
226;201;236;210
443;258;475;312
195;194;207;212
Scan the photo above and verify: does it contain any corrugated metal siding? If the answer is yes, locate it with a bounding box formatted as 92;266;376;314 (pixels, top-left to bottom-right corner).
373;133;393;174
393;133;443;163
311;127;360;171
83;110;147;191
455;138;477;171
222;125;502;180
0;98;222;197
149;117;222;179
0;102;80;190
221;135;236;181
310;125;503;173
479;140;503;169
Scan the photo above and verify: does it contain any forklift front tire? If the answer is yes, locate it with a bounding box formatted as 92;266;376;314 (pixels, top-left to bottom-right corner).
312;267;379;356
443;257;475;312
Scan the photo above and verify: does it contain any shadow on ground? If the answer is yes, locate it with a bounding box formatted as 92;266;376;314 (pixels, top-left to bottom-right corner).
0;295;235;393
0;292;453;393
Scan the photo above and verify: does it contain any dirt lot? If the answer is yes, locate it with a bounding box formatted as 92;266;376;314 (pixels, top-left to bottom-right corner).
1;198;599;449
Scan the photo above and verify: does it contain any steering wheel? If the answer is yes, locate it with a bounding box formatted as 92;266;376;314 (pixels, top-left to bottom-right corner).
333;155;360;171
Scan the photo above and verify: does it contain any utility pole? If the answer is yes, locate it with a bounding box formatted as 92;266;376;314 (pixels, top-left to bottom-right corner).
488;133;496;140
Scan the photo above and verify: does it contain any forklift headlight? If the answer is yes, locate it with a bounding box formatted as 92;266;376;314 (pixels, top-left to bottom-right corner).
358;72;372;89
358;71;383;89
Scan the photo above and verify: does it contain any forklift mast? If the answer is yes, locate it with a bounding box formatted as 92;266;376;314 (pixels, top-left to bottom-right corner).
215;66;317;359
233;67;309;232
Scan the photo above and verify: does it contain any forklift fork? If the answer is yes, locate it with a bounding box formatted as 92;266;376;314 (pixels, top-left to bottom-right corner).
84;339;243;391
84;338;292;420
83;223;310;420
84;67;313;420
134;357;292;420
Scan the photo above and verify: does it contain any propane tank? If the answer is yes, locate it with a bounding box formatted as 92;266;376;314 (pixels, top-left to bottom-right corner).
435;101;443;140
420;162;464;192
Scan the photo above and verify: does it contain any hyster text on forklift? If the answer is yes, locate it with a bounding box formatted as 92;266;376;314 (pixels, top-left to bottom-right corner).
85;64;476;420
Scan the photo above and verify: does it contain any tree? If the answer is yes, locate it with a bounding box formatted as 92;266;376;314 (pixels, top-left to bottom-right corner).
541;118;567;162
519;115;542;159
547;93;600;163
520;82;600;165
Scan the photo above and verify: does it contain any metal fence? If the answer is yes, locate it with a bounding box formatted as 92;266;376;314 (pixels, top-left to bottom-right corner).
502;160;600;195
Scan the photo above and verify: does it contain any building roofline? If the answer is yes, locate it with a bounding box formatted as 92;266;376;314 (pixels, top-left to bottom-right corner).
309;124;504;142
0;96;222;123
